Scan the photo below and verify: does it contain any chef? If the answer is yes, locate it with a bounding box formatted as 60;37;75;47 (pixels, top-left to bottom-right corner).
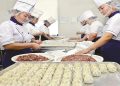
78;10;103;42
70;14;90;40
76;22;90;38
38;17;56;41
25;9;45;40
0;0;41;68
76;13;90;38
75;0;120;63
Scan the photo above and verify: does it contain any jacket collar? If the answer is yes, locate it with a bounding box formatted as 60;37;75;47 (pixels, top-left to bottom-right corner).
29;22;35;26
10;16;23;26
109;11;120;18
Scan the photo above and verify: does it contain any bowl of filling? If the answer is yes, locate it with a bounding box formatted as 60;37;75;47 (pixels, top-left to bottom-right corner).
61;54;103;62
11;53;53;62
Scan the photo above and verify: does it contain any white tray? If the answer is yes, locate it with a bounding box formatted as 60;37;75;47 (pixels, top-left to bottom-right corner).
45;50;103;62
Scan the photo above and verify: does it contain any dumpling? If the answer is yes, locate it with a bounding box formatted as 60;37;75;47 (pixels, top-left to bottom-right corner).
90;64;101;77
107;63;117;73
98;63;108;73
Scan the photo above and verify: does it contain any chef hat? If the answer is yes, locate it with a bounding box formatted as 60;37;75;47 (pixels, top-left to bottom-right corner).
30;9;43;18
93;0;112;7
79;10;96;22
47;17;56;24
13;0;37;13
78;15;85;22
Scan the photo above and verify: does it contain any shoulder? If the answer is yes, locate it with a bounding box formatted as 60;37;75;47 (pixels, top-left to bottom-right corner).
107;14;120;24
0;20;15;28
0;21;15;32
0;21;10;28
0;21;10;26
24;23;34;28
111;13;120;19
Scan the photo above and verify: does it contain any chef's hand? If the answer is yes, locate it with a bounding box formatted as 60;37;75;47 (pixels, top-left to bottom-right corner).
39;32;45;35
31;43;41;50
69;37;78;40
77;39;84;42
75;48;91;55
33;40;42;44
50;37;54;39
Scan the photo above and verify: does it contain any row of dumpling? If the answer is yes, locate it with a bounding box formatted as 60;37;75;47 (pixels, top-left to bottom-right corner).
76;62;117;85
48;64;64;86
39;63;57;86
0;62;119;86
0;63;30;86
0;63;49;86
19;63;50;86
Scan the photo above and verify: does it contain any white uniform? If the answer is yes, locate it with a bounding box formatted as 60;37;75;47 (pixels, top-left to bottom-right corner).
36;21;50;34
90;20;103;37
24;23;40;35
0;20;34;50
79;24;90;34
38;25;49;34
1;0;37;68
93;0;120;64
103;14;120;40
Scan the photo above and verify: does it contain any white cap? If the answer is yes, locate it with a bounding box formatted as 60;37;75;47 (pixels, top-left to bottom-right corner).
13;0;37;13
31;9;43;18
78;15;85;22
93;0;112;7
47;17;56;24
79;10;96;22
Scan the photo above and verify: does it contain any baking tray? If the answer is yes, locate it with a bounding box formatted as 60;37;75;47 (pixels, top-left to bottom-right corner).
0;62;120;86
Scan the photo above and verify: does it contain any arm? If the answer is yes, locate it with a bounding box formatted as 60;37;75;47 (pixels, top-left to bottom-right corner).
43;33;53;40
75;32;113;54
78;34;88;42
32;32;43;36
31;38;42;44
87;33;97;41
3;42;40;50
89;32;113;50
31;29;44;36
76;31;85;35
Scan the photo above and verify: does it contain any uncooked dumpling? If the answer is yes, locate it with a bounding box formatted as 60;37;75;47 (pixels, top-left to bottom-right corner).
90;63;101;77
107;63;117;73
98;63;108;73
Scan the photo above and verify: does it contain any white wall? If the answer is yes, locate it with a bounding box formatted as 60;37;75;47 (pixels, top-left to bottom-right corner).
35;0;58;20
0;0;16;23
58;0;106;37
35;0;58;35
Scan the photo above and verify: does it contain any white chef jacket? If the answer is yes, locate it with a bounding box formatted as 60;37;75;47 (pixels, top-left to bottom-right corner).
36;21;50;34
79;24;90;34
0;20;34;49
38;25;49;34
103;13;120;41
89;20;103;37
24;23;40;35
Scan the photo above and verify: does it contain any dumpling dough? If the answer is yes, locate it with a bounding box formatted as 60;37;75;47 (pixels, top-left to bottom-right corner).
107;63;117;73
98;63;108;73
90;64;101;77
83;75;94;84
82;63;94;84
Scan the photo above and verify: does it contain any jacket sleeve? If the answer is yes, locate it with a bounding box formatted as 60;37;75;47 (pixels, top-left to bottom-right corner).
0;22;15;46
